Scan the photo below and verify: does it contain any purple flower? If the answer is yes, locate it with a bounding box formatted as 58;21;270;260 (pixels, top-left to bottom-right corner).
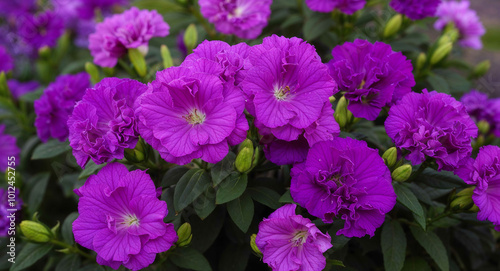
68;78;147;168
327;39;415;120
0;0;36;17
0;125;20;172
0;187;23;236
34;72;90;143
73;163;177;270
456;145;500;231
435;0;485;50
461;90;500;137
0;45;14;73
199;0;272;39
77;0;129;20
255;204;332;271
17;11;65;49
290;137;396;238
390;0;441;20
305;0;366;14
385;90;478;171
137;62;247;165
241;35;340;165
89;7;169;67
7;79;39;99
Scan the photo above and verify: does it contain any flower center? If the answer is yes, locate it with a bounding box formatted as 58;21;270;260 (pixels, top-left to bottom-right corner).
290;231;308;247
122;214;140;227
183;108;206;125
274;86;291;101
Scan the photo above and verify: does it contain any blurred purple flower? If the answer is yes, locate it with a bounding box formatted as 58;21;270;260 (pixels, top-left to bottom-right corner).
0;187;22;236
0;125;20;172
390;0;441;20
0;45;14;73
305;0;366;14
7;79;39;99
17;11;65;49
461;90;500;137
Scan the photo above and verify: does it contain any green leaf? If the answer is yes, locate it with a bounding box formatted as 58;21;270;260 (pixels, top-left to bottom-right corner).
28;173;50;215
410;226;449;271
281;14;302;28
162;166;189;187
211;152;236;186
128;48;147;77
401;257;432;271
62;212;79;245
10;243;54;271
31;140;71;160
170;247;212;271
303;13;334;41
419;168;467;189
427;73;450;94
393;183;426;230
219;244;250;271
174;169;211;212
216;173;248;204
190;208;225;252
194;186;217;220
247;186;282;209
227;193;254;233
278;190;294;203
381;221;406;271
55;254;81;271
78;160;105;179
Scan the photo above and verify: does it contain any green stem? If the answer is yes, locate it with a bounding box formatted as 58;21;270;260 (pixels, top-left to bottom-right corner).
50;239;95;260
118;59;137;78
427;210;454;226
408;159;431;182
189;6;216;39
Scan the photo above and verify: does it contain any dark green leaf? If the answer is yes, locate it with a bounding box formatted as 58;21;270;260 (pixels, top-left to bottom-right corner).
216;173;248;204
171;247;212;271
28;173;50;215
59;173;79;198
78;160;105;179
194;186;217;220
62;212;79;245
410;226;449;271
211;152;236;186
427;73;450;93
419;168;467;189
281;14;302;28
162;166;189;187
55;254;81;271
401;257;432;271
174;169;211;212
161;188;178;222
31;140;71;160
279;190;294;203
394;183;426;230
190;207;225;253
381;221;406;271
218;244;250;271
10;243;54;271
303;13;334;41
248;186;282;209
227;193;254;233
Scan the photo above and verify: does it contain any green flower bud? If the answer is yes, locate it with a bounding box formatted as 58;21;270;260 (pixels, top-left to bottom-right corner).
239;139;254;152
430;42;453;65
161;45;174;69
382;147;398;168
391;164;412;182
124;138;148;163
20;221;53;243
477;120;490;135
334;96;348;128
184;24;198;54
235;147;254;173
176;223;192;247
38;46;51;59
416;52;427;71
85;62;100;84
450;187;475;211
383;14;403;38
469;204;479;213
473;60;491;78
329;96;336;103
250;234;262;256
128;48;147;77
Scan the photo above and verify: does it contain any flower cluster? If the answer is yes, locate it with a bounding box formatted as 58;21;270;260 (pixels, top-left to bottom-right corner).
0;125;20;172
461;90;500;136
390;0;441;20
305;0;366;14
327;39;415;121
385;90;478;171
68;78;147;168
89;7;169;67
256;204;332;271
242;35;340;165
73;163;177;270
290;137;397;237
34;72;90;142
435;0;485;50
199;0;272;39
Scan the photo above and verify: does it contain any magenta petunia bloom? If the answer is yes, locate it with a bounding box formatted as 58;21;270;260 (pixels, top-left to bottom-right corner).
199;0;272;39
456;145;500;231
73;163;177;270
461;90;500;137
17;11;65;50
386;90;478;171
327;39;415;121
0;125;20;172
137;62;247;165
255;204;332;271
305;0;366;14
7;79;39;99
241;35;340;165
290;137;396;238
0;45;14;73
0;188;22;236
390;0;441;20
434;0;485;50
34;72;90;143
68;78;147;168
89;7;169;67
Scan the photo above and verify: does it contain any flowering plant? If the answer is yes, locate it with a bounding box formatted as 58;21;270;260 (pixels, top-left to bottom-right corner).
1;0;499;270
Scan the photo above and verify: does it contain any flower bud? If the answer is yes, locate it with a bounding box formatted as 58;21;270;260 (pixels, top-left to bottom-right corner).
124;138;148;163
382;147;398;168
38;46;51;59
391;164;412;182
128;48;147;77
477;120;490;135
85;62;100;84
184;24;198;54
383;14;403;38
450;187;475;211
473;60;491;78
416;52;427;72
20;221;53;243
239;139;254;152
430;42;453;65
334;96;348;128
250;234;262;256
235;147;254;173
161;45;174;69
176;222;192;247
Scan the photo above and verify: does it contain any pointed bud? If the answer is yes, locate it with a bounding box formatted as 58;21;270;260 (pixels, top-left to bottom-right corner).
184;24;198;54
85;62;100;84
128;48;147;77
235;147;254;173
161;45;174;69
382;147;398;167
239;139;253;152
20;221;53;243
416;52;427;72
334;96;348;128
477;120;490;135
473;60;491;78
124;138;148;163
250;234;262;256
450;187;475;211
329;96;336;103
176;223;192;247
383;14;403;38
391;164;412;182
430;42;453;65
38;46;51;59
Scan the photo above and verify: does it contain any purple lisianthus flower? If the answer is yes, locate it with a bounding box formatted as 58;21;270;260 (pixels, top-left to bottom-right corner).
255;204;332;271
0;187;23;236
0;125;20;172
390;0;441;20
327;39;415;121
68;78;147;168
73;163;178;270
34;72;90;143
456;145;500;231
89;7;169;67
17;11;65;49
242;35;340;165
435;0;485;50
461;90;500;137
290;137;396;237
0;45;14;73
305;0;366;14
137;62;248;165
385;90;478;171
199;0;272;39
7;79;39;99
